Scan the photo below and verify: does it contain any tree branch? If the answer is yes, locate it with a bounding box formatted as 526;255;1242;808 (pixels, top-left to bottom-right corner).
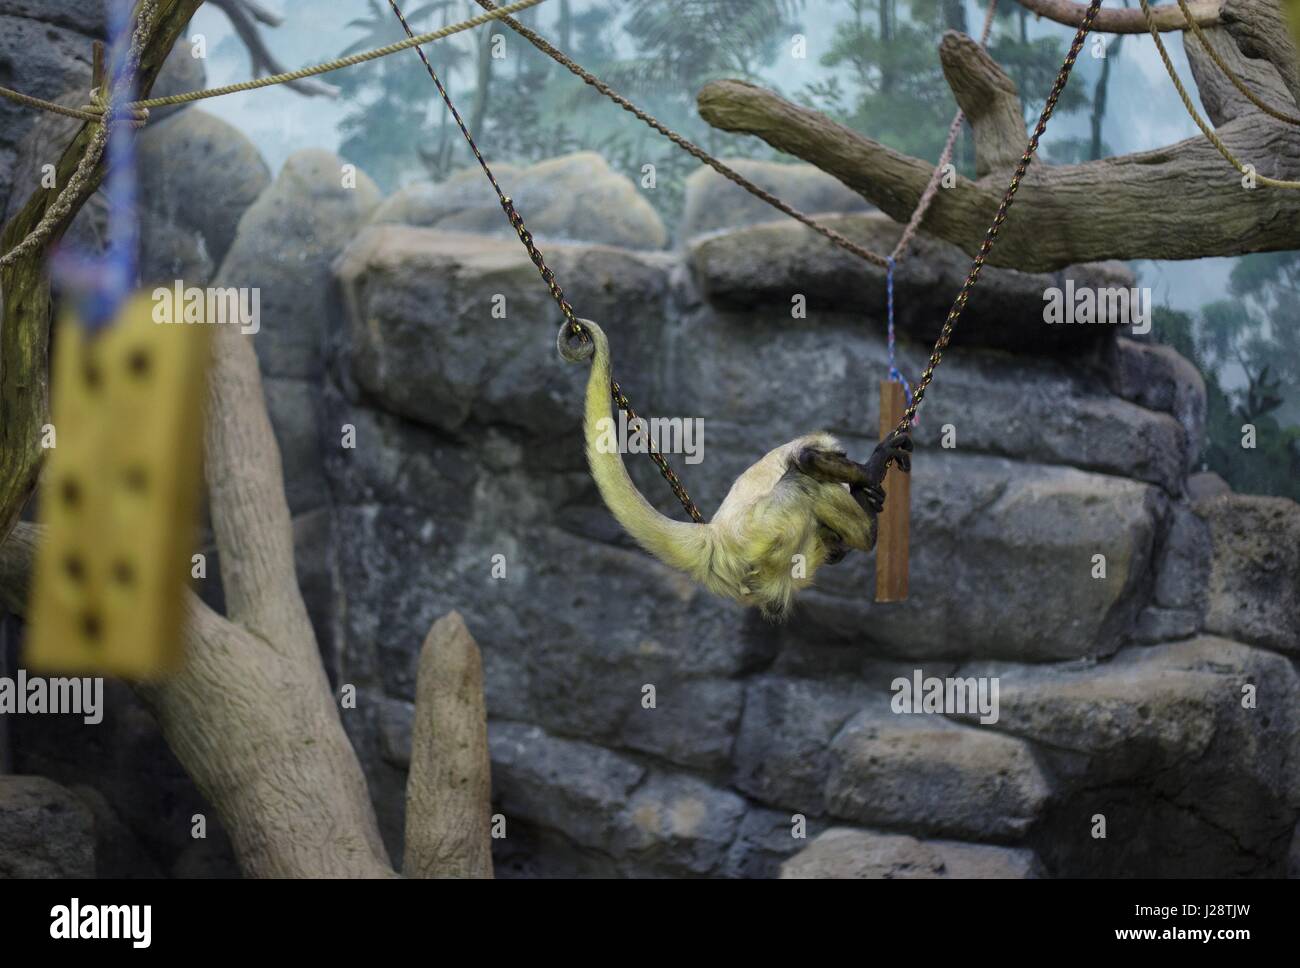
1220;0;1300;107
203;323;318;655
697;78;1300;270
1014;0;1222;32
209;0;338;98
1184;23;1297;125
939;31;1027;178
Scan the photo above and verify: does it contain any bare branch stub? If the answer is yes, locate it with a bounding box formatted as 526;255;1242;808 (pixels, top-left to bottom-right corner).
209;0;339;98
938;31;1026;178
403;611;494;879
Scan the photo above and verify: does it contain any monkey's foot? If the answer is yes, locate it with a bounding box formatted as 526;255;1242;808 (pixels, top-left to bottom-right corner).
852;482;886;515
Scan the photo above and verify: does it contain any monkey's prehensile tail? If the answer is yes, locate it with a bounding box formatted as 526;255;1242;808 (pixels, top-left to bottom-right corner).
558;320;711;579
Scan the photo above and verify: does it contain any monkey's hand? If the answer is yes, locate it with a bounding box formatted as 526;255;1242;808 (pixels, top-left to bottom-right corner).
862;429;913;486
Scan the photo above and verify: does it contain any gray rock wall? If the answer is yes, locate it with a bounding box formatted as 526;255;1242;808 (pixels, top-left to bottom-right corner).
0;6;98;217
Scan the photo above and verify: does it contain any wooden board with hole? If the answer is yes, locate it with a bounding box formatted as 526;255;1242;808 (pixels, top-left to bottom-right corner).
26;291;212;680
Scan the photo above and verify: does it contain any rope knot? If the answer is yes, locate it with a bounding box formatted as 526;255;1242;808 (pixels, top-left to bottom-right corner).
80;87;149;128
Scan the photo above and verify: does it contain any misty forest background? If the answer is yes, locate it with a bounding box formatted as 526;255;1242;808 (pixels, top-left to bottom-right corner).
190;0;1299;501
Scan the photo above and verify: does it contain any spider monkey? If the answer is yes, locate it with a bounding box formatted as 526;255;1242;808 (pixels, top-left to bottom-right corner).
559;319;912;620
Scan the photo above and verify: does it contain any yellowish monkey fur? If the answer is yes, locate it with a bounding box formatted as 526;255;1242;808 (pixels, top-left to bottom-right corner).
560;319;887;620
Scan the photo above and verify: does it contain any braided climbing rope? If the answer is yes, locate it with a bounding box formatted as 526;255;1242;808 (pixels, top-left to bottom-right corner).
386;0;704;523
1173;0;1300;125
1139;0;1300;189
892;0;1103;436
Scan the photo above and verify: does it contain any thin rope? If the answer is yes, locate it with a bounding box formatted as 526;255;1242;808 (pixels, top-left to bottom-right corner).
1174;0;1300;125
0;0;544;121
884;257;915;415
893;0;1103;437
386;0;703;523
1138;0;1300;189
0;87;102;123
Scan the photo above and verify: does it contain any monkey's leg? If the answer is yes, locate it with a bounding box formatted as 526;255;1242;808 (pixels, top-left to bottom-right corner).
819;526;849;565
814;485;878;552
792;448;885;516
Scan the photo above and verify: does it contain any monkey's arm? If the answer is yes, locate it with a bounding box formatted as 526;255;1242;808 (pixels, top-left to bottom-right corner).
793;430;912;515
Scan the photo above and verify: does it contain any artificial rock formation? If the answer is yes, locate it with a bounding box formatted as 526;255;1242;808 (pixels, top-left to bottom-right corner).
307;151;1297;877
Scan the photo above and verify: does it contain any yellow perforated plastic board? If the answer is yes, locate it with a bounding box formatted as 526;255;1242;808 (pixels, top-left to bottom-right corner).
27;291;211;679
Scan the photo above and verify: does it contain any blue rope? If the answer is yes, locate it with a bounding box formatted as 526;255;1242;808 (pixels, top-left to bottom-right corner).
885;257;915;421
51;0;138;332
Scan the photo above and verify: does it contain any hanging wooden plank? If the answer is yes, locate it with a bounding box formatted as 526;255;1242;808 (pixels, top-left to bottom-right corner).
874;379;910;603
